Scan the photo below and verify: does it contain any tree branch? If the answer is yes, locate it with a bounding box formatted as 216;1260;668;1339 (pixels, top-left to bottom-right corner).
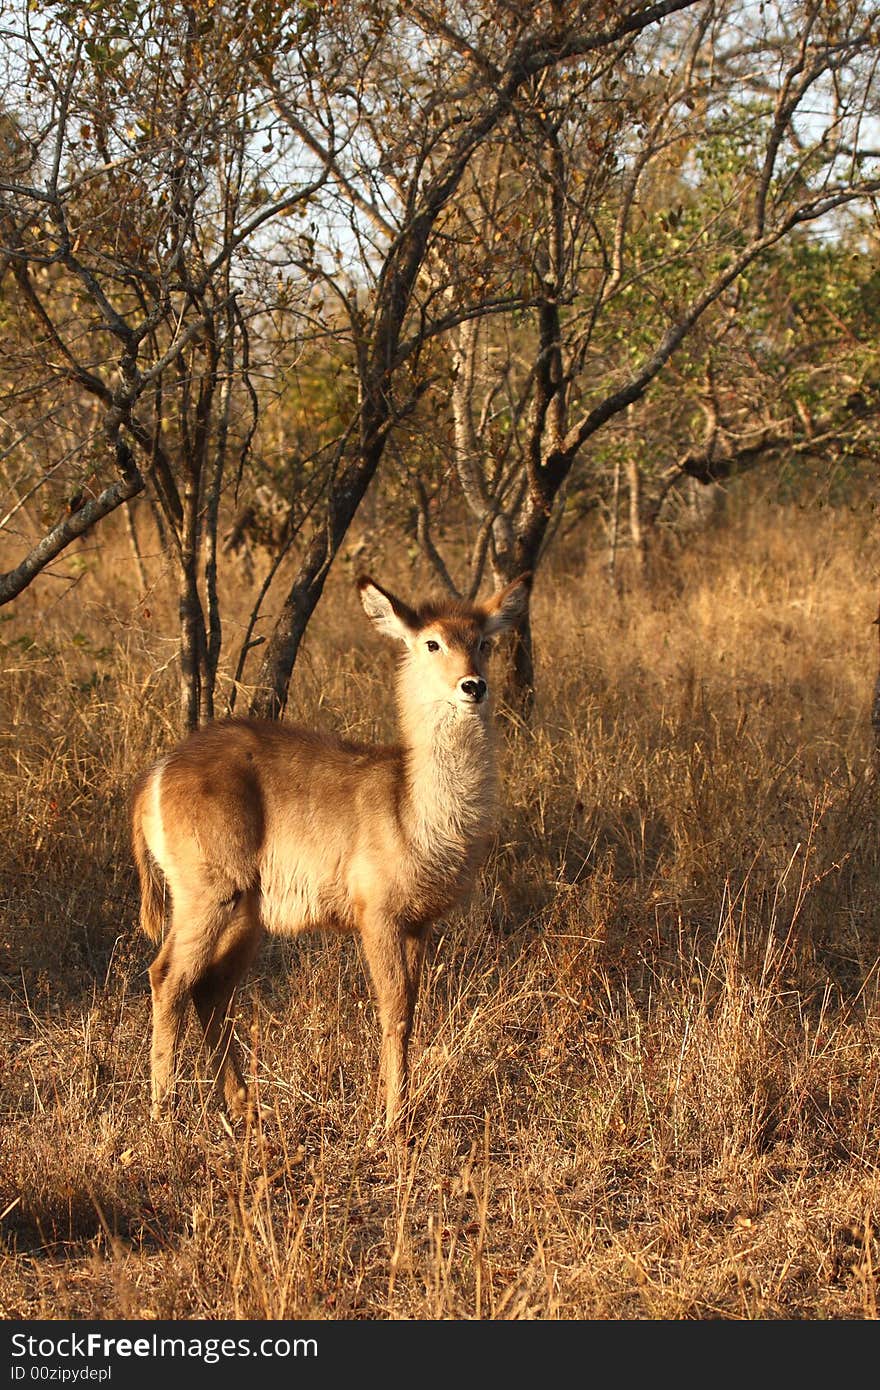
0;439;144;605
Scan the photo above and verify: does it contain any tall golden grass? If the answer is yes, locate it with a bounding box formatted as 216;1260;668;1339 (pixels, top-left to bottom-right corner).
0;495;878;1318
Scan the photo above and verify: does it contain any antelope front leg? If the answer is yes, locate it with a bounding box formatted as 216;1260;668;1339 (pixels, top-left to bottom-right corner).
360;917;426;1134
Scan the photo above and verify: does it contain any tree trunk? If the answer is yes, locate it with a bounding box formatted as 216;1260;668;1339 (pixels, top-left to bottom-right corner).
509;608;535;715
123;500;148;593
178;470;205;731
626;454;646;573
248;530;330;721
608;455;622;592
248;442;384;720
491;492;549;716
178;557;203;732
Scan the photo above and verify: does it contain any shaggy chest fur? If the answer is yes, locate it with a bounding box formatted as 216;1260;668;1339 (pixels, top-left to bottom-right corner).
398;711;497;920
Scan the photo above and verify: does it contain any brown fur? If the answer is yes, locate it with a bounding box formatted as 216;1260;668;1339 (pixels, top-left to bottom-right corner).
132;572;530;1133
130;772;166;944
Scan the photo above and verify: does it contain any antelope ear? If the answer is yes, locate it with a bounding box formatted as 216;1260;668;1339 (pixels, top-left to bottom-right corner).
357;576;418;643
482;573;532;636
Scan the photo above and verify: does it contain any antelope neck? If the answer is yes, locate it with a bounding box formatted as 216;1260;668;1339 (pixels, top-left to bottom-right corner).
398;699;497;855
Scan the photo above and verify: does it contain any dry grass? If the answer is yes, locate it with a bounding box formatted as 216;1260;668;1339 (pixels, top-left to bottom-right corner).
1;497;879;1319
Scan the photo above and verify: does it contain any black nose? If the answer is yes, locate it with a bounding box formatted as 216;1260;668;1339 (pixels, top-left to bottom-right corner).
460;678;487;703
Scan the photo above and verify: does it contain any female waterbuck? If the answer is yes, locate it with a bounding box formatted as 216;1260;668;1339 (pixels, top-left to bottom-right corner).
132;571;530;1133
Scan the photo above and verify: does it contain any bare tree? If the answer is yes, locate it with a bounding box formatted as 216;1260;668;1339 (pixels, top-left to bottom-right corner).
0;3;328;725
407;0;880;703
3;1;878;725
245;0;708;718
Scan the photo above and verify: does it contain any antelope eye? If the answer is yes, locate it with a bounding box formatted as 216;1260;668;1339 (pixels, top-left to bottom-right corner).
426;639;440;652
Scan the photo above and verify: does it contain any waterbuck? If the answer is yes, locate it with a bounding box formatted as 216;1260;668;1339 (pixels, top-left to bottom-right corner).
131;572;530;1134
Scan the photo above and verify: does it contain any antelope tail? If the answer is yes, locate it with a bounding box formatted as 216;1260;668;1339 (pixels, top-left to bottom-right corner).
131;777;166;943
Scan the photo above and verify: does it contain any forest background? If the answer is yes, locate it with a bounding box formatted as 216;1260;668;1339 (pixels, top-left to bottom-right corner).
1;0;880;1319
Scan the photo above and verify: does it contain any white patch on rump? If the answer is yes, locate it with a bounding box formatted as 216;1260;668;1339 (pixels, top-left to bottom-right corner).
145;758;168;872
